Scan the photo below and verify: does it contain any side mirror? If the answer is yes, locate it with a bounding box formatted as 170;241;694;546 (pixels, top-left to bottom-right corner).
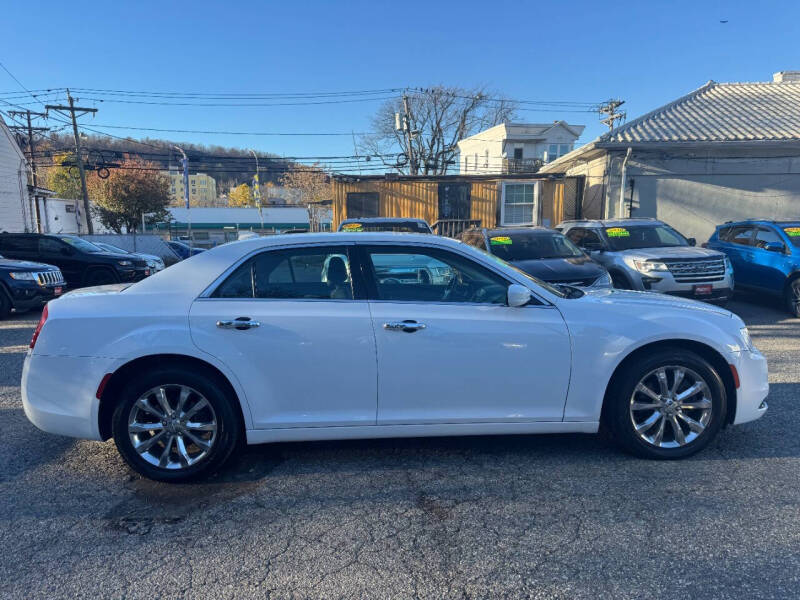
765;241;785;253
507;284;532;307
688;238;697;247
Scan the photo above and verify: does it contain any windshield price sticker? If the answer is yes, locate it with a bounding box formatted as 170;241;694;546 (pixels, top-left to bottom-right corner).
490;236;513;245
342;223;364;231
606;227;630;238
785;227;800;237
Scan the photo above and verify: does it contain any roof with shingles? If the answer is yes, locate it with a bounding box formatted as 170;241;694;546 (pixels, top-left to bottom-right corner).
599;80;800;144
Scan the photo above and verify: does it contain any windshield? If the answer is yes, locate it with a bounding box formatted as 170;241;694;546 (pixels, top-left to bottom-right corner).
488;231;584;261
602;225;688;251
340;221;431;233
782;225;800;247
59;236;104;253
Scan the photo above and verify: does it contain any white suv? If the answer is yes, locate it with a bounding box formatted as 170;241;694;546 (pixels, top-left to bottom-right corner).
557;219;734;304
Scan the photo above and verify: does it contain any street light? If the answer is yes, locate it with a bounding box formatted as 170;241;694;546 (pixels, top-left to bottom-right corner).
173;145;192;250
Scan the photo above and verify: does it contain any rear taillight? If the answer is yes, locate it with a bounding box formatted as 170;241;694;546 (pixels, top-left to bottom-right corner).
30;304;49;349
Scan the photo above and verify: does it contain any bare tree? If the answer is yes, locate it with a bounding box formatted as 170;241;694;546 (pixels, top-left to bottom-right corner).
358;86;517;175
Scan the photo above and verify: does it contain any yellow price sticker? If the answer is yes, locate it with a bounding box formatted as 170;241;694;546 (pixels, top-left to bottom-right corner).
342;223;364;231
606;227;630;238
490;236;512;245
785;227;800;237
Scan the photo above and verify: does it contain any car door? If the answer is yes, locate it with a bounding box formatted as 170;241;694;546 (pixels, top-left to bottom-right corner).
38;237;83;286
189;244;378;429
722;226;757;286
751;227;791;292
359;244;572;424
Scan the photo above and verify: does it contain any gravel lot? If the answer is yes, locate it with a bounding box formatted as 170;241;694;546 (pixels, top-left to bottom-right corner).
1;295;798;599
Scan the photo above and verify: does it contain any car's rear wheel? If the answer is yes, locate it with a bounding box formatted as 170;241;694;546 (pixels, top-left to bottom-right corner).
605;348;726;459
112;368;241;482
785;277;800;318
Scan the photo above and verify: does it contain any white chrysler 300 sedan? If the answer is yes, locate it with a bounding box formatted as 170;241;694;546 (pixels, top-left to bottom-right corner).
22;233;769;482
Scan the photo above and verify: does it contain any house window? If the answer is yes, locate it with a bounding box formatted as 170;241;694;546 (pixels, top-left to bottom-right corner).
346;192;380;218
513;148;523;160
501;182;538;225
547;144;573;162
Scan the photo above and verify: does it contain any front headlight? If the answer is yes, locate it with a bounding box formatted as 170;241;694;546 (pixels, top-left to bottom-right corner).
9;272;37;281
117;260;133;267
591;271;613;288
739;327;754;352
633;260;669;273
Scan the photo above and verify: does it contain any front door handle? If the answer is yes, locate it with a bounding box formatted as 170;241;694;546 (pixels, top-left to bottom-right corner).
216;317;261;330
383;320;426;332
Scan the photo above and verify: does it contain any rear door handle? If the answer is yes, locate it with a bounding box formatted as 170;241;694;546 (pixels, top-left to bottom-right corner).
216;317;261;330
383;320;426;332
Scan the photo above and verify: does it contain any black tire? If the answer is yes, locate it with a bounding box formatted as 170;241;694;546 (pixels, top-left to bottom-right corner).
85;268;118;286
785;277;800;318
610;272;631;289
604;348;727;460
0;288;11;319
112;367;241;482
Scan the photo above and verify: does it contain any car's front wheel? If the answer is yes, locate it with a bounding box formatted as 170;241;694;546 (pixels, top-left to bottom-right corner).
786;277;800;318
111;368;241;482
605;348;726;459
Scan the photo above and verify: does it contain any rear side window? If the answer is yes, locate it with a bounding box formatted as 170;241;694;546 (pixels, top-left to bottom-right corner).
213;246;355;300
0;236;37;252
724;226;755;246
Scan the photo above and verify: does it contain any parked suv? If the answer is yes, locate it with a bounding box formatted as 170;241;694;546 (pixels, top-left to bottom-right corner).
556;219;733;303
705;220;800;317
459;227;611;288
0;234;150;289
0;254;65;318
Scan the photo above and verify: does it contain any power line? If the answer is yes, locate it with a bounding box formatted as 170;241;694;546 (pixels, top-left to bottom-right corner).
83;123;375;136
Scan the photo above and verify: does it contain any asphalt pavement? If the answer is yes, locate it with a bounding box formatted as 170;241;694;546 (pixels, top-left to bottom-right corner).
0;294;798;599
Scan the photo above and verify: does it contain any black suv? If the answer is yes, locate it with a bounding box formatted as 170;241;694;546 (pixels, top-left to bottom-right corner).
0;253;65;318
0;234;150;289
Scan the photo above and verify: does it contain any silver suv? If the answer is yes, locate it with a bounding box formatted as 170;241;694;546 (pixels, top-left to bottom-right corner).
556;218;734;304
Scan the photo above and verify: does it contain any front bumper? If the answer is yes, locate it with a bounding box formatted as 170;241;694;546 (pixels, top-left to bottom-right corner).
630;270;734;302
731;348;769;425
9;282;64;310
22;352;118;440
119;267;150;282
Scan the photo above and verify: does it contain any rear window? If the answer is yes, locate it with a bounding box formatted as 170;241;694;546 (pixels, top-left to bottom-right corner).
339;221;431;233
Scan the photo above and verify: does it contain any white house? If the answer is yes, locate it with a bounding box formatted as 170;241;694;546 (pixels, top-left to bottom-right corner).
457;121;585;175
540;71;800;241
0;116;33;233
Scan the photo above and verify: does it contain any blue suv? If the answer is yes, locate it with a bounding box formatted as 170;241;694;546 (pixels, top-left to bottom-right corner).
706;220;800;317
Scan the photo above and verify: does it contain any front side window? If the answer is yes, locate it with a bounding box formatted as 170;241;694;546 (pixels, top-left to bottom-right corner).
364;246;509;305
213;246;354;300
59;236;103;253
754;227;785;251
502;183;537;225
39;238;68;255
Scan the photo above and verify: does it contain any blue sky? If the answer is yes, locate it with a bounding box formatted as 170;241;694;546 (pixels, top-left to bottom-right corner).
2;0;799;170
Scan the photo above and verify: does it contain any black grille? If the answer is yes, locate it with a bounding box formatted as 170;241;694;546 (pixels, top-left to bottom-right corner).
664;258;726;283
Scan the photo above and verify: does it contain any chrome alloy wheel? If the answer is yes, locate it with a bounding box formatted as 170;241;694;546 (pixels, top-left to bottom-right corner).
629;366;713;449
128;385;218;470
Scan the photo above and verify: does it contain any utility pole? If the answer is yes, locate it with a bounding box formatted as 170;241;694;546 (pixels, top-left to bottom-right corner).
598;99;626;131
398;94;418;175
8;110;48;233
173;146;192;249
46;90;97;233
250;149;263;232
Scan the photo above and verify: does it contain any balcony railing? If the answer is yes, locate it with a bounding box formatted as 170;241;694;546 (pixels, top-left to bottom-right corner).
503;158;543;174
432;219;482;238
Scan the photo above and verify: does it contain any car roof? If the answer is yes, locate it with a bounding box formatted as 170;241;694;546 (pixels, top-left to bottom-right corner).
721;219;800;226
482;226;554;235
340;217;429;224
558;218;662;228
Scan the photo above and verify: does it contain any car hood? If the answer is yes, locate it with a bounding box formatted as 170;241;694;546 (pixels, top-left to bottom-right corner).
579;287;733;317
611;246;723;260
0;258;58;272
510;255;604;282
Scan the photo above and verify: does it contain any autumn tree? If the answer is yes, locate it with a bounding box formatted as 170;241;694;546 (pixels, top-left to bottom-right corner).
228;183;254;207
358;86;517;175
39;152;83;199
279;163;330;204
89;157;171;233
